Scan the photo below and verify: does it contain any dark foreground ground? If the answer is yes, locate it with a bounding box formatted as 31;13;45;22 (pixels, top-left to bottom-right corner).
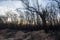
0;28;59;40
0;24;60;40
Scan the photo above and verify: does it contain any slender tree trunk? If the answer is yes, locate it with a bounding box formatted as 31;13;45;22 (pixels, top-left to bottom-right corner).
42;16;46;26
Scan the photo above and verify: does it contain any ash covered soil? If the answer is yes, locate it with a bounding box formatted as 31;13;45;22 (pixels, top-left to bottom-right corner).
0;27;60;40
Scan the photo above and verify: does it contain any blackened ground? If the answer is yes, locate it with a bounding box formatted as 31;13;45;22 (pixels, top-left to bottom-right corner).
0;24;60;40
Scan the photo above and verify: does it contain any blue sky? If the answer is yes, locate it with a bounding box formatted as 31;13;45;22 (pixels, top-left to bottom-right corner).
0;1;24;9
0;0;59;10
0;0;59;13
0;0;60;20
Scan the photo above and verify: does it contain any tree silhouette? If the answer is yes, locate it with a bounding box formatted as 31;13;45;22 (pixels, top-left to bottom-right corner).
20;0;60;26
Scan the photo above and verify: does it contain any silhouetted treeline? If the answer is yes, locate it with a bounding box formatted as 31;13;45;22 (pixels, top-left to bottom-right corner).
0;22;60;32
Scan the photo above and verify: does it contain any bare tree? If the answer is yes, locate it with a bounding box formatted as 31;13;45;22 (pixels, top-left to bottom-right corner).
19;0;59;26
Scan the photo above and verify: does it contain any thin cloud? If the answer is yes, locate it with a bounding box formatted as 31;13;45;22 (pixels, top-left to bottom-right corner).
0;1;24;9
